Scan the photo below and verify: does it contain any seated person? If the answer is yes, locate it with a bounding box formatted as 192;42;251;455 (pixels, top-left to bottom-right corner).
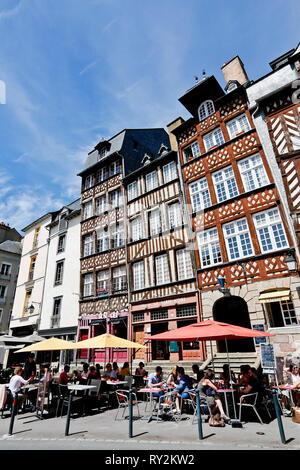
59;365;71;385
8;366;33;410
102;363;117;380
238;365;251;388
174;367;193;413
95;364;102;379
135;362;147;376
87;366;98;380
192;364;204;384
120;362;131;377
197;370;230;422
239;367;264;402
80;363;89;383
167;366;179;386
112;362;120;377
147;366;164;399
72;369;81;384
220;364;237;388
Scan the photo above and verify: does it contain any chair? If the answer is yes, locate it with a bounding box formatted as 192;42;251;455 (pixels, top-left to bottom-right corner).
0;385;12;418
180;389;196;416
188;390;212;424
86;379;101;412
115;389;140;420
123;376;134;390
237;392;264;424
155;391;180;422
56;385;84;417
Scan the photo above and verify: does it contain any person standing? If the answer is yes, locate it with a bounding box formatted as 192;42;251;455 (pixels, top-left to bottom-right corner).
22;353;36;381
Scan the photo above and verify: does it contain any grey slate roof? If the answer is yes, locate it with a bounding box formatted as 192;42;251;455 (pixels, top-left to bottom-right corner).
0;240;22;255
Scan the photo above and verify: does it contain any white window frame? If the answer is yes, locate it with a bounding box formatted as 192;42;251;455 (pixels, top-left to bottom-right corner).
253;208;288;253
145;171;158;192
198;100;215;122
112;266;127;291
133;261;144;291
212;166;239;203
54;261;64;285
128;181;138;201
163;161;177;183
0;263;11;276
0;285;7;301
83;273;94;297
96;270;109;295
197;228;222;268
155;254;170;285
149;209;162;236
85;175;93;190
96;229;109;253
223;218;254;261
238;154;269;192
176;249;194;280
95;195;107;216
189;177;211;212
109;161;121;177
83;201;93;220
110;189;122;209
203;127;225;151
130;216;143;241
111;223;124;249
83;234;94;257
182;141;201;163
226;113;251;139
97;167;107;183
168;202;182;229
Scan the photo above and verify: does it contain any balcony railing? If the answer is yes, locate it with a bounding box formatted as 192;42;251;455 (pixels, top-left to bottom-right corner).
50;315;61;328
0;273;11;281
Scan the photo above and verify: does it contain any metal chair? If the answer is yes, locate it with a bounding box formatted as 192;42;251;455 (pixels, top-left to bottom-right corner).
56;385;84;417
155;391;181;422
188;390;212;424
237;392;264;424
115;389;140;420
86;379;101;412
123;376;134;390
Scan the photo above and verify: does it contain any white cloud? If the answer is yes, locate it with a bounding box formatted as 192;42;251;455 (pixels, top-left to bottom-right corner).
0;0;24;21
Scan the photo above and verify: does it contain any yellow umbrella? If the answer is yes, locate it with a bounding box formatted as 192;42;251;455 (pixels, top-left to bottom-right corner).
14;337;76;353
72;333;147;350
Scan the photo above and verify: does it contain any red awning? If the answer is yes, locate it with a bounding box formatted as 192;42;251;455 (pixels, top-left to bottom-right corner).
149;320;274;342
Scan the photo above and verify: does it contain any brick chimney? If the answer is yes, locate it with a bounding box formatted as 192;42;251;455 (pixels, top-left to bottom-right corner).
167;117;185;151
221;56;249;87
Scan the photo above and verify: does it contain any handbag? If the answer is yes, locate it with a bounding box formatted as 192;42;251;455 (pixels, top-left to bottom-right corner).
209;413;225;427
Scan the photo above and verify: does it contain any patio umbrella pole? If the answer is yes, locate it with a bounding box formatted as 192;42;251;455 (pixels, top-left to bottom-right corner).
225;338;237;420
210;341;215;375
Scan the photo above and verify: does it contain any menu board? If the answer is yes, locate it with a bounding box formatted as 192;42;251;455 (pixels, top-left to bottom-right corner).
253;324;267;345
260;343;276;373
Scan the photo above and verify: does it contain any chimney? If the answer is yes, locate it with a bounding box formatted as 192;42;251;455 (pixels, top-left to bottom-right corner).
221;56;249;87
167;117;185;151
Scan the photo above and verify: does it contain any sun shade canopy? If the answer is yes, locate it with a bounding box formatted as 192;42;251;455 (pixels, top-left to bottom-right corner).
15;337;76;353
259;289;290;303
72;333;147;350
149;320;274;342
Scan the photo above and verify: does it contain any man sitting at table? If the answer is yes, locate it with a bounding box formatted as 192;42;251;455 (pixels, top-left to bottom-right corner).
102;363;118;380
59;365;71;385
174;367;193;413
147;366;164;400
239;367;264;402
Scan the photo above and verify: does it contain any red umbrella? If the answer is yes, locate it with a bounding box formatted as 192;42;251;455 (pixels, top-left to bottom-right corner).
149;320;274;342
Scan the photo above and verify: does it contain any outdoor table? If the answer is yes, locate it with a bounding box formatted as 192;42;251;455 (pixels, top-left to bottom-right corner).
139;387;164;422
67;384;96;417
274;385;300;407
106;381;127;386
217;389;237;419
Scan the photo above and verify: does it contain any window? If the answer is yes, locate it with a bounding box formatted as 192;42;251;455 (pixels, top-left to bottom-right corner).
83;234;94;257
83;201;93;220
189;177;211;212
163;161;177;183
265;300;298;328
198;100;215;121
0;285;7;301
197;228;222;267
51;298;62;328
28;256;37;281
149;209;162;236
145;171;158;192
83;273;94;297
32;227;40;249
111;223;124;249
155;254;170;285
0;309;3;324
112;266;127;291
203;127;225;151
98;147;107;160
97;167;107;183
0;263;11;277
109;161;121;177
168;202;182;229
133;261;144;290
238;154;269;192
128;181;138;201
96;270;109;296
182;141;201;162
151;309;168;320
253;208;288;253
22;290;31;316
212;166;239;203
95;196;107;216
96;229;109;253
58;214;67;232
176;305;197;318
54;261;64;285
223;218;254;260
84;175;93;190
132;312;145;322
131;217;143;241
110;189;122;209
176;249;194;280
57;234;66;254
226;113;251;139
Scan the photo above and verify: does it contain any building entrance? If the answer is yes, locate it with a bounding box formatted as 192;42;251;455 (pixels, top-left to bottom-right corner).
151;322;170;360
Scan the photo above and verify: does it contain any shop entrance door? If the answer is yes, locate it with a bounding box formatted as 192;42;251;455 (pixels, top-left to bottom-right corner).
151;322;170;360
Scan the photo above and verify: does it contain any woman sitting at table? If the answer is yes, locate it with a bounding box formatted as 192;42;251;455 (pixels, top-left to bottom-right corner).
87;366;98;380
197;370;230;422
167;366;179;386
120;362;131;377
220;364;237;388
102;363;117;380
135;362;147;376
112;362;120;377
80;363;89;383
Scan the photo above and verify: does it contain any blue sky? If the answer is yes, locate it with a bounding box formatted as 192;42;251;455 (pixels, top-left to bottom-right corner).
0;0;299;232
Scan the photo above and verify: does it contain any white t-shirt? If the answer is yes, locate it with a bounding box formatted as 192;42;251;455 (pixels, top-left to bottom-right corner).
9;375;27;395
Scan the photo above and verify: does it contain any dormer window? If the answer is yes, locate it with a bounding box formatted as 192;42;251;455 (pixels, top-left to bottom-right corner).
99;147;107;160
198;100;215;121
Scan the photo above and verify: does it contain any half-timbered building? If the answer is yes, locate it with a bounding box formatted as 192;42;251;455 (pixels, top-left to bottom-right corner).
77;128;169;364
125;143;201;363
247;44;300;369
170;59;300;374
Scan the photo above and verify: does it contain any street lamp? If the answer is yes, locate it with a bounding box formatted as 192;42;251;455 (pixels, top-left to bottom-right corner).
217;275;231;296
285;251;298;273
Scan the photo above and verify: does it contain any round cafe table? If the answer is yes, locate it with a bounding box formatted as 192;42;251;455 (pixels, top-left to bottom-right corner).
139;387;164;422
217;389;237;419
